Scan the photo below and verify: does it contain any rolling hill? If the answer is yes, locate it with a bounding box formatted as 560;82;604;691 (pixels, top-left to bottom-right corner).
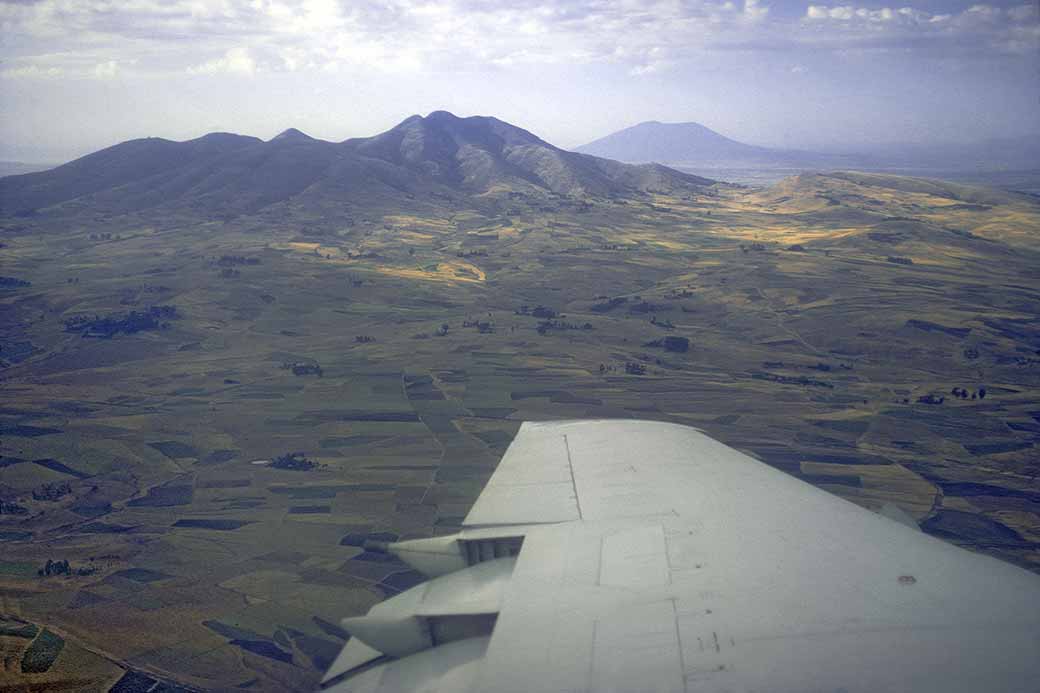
0;112;711;218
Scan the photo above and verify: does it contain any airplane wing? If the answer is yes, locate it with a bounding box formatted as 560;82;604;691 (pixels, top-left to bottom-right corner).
321;419;1040;692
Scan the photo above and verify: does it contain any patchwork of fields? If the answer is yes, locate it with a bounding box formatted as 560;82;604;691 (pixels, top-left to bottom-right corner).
2;172;1039;690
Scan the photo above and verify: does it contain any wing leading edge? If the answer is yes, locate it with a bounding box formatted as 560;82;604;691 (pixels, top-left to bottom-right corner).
323;419;1040;693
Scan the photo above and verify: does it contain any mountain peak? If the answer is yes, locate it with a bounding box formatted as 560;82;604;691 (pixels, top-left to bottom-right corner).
575;120;765;163
270;128;314;143
425;110;461;122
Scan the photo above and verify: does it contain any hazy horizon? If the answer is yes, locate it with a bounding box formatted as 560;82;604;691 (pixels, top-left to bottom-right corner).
2;0;1038;163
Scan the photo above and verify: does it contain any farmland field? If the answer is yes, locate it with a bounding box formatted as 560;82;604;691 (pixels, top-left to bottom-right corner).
2;170;1040;690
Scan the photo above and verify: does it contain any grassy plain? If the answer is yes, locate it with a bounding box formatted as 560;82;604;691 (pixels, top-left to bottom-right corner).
1;171;1039;690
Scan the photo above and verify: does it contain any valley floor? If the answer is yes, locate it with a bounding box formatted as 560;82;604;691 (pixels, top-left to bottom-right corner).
2;171;1039;690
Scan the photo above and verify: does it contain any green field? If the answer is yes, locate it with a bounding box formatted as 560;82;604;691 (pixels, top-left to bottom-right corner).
2;171;1039;690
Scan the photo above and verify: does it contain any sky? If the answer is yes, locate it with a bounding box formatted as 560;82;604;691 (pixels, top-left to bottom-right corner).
0;0;1038;163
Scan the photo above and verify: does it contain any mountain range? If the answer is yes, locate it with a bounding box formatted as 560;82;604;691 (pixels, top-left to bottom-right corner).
0;112;710;218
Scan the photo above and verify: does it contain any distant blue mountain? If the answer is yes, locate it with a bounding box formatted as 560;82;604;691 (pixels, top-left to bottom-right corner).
575;121;1040;173
574;121;863;168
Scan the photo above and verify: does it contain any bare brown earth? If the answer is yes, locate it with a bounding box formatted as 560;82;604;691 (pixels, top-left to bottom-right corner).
1;171;1039;690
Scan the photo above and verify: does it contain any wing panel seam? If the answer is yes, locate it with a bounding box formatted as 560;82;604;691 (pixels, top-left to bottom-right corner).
562;433;583;520
672;598;690;693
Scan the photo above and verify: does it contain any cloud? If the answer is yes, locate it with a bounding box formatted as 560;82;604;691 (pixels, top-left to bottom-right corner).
0;63;64;79
188;46;257;75
0;0;1036;83
0;0;777;79
802;3;1039;55
743;0;769;22
93;59;119;78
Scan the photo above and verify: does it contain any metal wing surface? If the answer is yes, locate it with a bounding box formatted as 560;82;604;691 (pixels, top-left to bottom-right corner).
323;419;1040;693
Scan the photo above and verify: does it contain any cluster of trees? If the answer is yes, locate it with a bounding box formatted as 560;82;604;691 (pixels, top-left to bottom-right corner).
64;305;178;338
515;305;557;318
762;360;852;372
355;335;376;343
591;297;627;313
39;560;71;576
0;276;31;288
0;500;29;515
599;362;653;375
536;320;593;335
87;232;119;240
32;481;71;501
462;319;495;334
751;371;834;389
887;256;914;265
281;362;323;377
37;559;96;577
917;394;945;405
220;268;241;278
456;250;488;258
271;452;317;471
739;243;767;253
216;255;260;266
951;387;986;400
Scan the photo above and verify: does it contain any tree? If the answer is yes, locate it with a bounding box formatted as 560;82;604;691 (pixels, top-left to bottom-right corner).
271;452;317;471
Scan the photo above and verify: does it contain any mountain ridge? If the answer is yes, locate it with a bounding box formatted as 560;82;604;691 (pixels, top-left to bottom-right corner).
0;112;713;218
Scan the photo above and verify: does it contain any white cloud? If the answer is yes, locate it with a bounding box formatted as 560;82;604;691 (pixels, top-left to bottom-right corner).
0;64;64;79
806;5;907;22
0;0;782;80
743;0;769;22
93;60;119;78
803;3;1039;55
188;46;257;75
0;0;1036;83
